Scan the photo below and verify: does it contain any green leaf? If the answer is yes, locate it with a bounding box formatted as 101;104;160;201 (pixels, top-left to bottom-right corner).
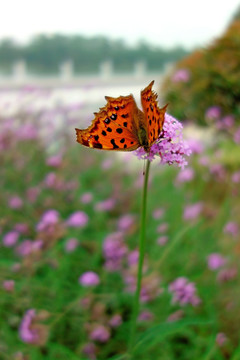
230;344;240;360
134;318;212;354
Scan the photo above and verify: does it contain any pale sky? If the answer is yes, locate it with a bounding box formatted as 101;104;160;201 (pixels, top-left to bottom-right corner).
1;0;239;48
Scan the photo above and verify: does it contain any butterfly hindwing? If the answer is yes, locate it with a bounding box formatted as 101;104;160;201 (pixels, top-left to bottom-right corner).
75;95;140;151
141;81;167;146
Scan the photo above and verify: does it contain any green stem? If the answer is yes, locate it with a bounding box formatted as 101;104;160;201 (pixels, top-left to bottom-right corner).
128;159;151;357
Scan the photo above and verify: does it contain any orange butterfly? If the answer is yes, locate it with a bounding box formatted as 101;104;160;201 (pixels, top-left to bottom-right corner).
75;81;167;153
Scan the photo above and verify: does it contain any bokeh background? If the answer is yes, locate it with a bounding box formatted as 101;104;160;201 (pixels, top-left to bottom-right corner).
1;1;240;359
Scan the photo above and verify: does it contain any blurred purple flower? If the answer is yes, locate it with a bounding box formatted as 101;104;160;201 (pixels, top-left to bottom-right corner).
176;167;194;183
8;196;23;209
64;238;79;253
3;280;15;292
187;138;204;154
95;198;115;212
82;342;97;360
232;171;240;183
224;222;239;237
44;172;58;188
46;154;62;167
218;115;235;129
183;202;203;220
66;211;88;228
90;324;110;343
19;309;38;344
198;155;209;166
3;231;19;247
217;267;237;283
207;253;226;270
135;114;191;169
14;223;28;234
37;210;59;232
157;222;169;233
18;124;38;140
172;68;190;83
16;240;33;257
216;332;227;347
138;310;154;322
16;239;43;257
157;235;169;246
152;207;165;220
79;271;100;286
109;314;122;328
101;158;113;170
80;192;93;204
210;163;226;181
26;186;40;203
103;232;127;271
169;277;201;306
205;106;221;120
117;214;135;232
128;250;139;266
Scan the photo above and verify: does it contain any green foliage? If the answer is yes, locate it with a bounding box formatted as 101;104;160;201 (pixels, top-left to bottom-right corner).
0;34;188;74
161;19;240;126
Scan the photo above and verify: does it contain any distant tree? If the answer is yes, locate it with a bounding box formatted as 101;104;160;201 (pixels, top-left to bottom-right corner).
0;34;189;74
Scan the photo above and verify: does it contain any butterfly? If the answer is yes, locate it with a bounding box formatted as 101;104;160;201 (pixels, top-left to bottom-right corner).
75;80;167;153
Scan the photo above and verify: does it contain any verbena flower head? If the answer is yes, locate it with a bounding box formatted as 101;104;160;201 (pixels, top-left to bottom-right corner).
135;113;191;169
19;309;39;344
66;211;88;228
207;253;226;271
103;232;128;271
36;209;59;232
169;277;201;306
3;231;19;247
205;106;221;120
79;271;100;286
89;324;110;343
3;280;15;292
224;222;239;237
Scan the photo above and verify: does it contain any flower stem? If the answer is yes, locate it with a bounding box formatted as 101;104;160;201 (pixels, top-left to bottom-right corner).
128;159;151;356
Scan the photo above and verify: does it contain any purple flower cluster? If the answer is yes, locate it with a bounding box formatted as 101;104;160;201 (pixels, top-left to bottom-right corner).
19;309;39;344
168;277;201;306
103;232;128;271
135;113;191;168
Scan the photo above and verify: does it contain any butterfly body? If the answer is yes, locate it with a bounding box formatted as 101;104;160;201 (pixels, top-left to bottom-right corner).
76;81;167;153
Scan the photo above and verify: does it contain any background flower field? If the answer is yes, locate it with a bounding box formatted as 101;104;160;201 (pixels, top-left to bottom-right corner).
0;66;240;360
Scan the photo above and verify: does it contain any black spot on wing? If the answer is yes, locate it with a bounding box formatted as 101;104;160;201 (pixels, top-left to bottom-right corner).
111;114;117;120
110;139;119;149
93;142;102;149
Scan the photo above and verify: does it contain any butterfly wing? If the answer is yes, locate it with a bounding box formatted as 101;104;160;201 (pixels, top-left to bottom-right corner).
76;95;140;151
141;81;167;147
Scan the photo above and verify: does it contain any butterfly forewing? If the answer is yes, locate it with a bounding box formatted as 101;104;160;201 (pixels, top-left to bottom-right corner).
75;95;140;151
141;81;167;146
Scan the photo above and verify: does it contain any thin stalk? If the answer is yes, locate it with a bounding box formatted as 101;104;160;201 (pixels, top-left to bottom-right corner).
128;159;151;356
